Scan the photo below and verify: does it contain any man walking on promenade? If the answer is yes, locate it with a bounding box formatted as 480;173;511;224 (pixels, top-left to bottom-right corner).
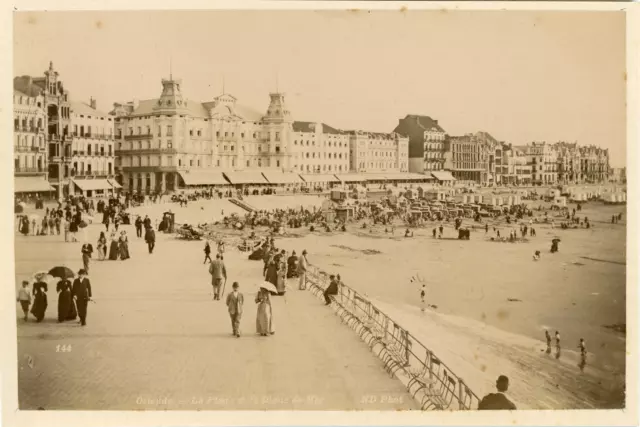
145;225;156;254
209;253;227;300
478;375;517;410
72;269;92;327
225;282;244;337
135;216;143;238
298;249;308;290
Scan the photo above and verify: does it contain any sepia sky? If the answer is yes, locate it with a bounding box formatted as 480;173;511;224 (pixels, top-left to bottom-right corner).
13;10;627;166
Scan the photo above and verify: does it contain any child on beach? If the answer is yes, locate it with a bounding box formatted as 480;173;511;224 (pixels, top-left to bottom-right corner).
17;280;31;321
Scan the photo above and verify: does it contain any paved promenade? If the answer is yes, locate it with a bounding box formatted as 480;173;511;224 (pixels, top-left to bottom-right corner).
14;223;416;410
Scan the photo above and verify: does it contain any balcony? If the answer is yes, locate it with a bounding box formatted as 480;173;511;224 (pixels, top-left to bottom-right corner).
125;133;153;141
116;147;178;155
71;170;112;177
15;167;47;175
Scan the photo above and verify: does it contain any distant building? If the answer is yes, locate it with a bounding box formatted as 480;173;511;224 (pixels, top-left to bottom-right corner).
610;167;626;184
346;130;409;174
578;145;609;183
291;122;350;174
67;98;117;196
393;115;446;174
13;89;48;183
526;142;558;185
445;133;489;184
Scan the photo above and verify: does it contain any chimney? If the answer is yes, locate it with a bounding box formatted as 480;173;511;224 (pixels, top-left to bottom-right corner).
434;120;438;125
90;97;97;109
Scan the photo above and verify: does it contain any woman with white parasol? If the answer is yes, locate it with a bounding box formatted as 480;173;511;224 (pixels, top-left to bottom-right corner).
255;281;276;337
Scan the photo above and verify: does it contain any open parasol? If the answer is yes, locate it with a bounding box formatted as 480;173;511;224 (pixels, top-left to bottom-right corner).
32;271;50;282
48;266;75;280
257;281;278;294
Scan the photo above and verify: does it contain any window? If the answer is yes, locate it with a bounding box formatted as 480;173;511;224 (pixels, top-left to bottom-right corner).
168;140;172;148
190;130;193;136
178;159;182;166
197;130;202;137
158;126;162;137
167;125;173;136
231;146;234;152
241;133;245;138
246;160;250;167
275;132;280;142
216;131;220;138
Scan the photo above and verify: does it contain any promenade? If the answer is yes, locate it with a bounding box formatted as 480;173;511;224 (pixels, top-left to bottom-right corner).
14;223;416;410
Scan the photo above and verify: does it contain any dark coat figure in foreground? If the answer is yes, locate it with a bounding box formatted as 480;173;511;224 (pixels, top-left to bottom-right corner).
31;280;48;322
72;269;92;326
145;227;156;254
478;375;517;410
56;278;77;322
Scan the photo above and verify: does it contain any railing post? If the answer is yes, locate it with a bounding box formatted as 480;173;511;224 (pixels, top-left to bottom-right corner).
403;330;411;366
458;378;465;410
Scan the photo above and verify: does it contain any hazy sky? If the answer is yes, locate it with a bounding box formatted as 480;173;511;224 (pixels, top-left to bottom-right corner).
13;10;627;166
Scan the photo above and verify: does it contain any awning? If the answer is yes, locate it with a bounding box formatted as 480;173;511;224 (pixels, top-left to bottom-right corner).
72;179;113;191
363;173;390;181
431;171;456;181
222;171;268;185
178;170;228;186
262;171;303;184
335;174;366;183
108;179;122;189
14;176;54;193
300;174;339;183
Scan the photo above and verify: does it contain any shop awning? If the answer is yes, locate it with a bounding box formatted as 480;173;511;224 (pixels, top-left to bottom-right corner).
108;179;122;189
262;171;303;184
431;171;456;181
72;179;113;191
363;173;390;181
335;174;366;183
178;170;229;186
14;176;54;193
222;171;268;185
300;174;340;183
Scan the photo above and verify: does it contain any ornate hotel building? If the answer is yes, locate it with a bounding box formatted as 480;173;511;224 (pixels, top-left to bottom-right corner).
112;75;296;193
14;62;117;197
393;115;446;174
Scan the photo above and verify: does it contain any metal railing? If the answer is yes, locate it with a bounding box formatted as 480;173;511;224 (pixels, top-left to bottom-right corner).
305;265;480;411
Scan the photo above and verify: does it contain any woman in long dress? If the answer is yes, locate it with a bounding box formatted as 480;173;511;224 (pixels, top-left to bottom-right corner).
265;255;279;287
119;231;130;260
97;232;107;261
56;278;77;322
30;280;48;322
255;288;274;336
108;232;120;260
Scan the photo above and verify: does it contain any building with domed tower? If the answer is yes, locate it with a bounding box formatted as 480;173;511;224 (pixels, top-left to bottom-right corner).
112;74;298;193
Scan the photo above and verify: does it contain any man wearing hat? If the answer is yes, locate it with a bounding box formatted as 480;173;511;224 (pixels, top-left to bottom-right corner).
225;282;244;337
209;253;227;300
72;269;92;326
298;249;308;290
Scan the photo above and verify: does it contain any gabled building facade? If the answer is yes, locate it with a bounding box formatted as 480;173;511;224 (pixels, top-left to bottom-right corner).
393;115;446;174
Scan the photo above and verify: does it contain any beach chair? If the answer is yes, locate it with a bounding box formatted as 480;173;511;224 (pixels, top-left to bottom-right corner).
407;353;443;399
423;374;458;410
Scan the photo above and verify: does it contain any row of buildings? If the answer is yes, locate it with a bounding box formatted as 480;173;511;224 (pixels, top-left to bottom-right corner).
13;61;618;198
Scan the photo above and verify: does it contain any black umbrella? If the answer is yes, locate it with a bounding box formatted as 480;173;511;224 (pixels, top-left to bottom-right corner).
48;266;75;280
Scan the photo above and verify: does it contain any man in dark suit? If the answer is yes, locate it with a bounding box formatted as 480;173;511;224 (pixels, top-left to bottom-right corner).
72;269;92;326
324;274;339;305
478;375;517;410
225;282;244;337
145;225;156;254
